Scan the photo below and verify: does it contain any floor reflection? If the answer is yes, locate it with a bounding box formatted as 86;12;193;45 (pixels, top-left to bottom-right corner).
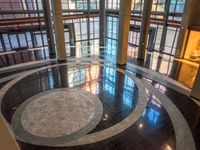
125;91;176;150
1;39;198;90
126;46;199;89
2;64;138;134
1;63;179;150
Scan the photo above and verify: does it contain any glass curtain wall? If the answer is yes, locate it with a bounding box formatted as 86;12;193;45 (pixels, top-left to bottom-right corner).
106;0;185;55
0;0;186;67
62;0;99;10
0;0;100;67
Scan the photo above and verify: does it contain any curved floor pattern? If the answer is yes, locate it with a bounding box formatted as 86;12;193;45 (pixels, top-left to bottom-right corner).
0;57;190;96
1;62;148;147
100;63;196;150
0;59;196;150
12;88;103;145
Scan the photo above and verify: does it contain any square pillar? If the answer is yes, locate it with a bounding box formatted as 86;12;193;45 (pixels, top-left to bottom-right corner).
137;0;153;60
51;0;66;62
117;0;132;65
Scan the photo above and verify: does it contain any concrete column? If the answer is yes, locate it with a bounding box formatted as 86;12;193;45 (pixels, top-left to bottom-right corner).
191;66;200;100
117;0;132;65
42;0;56;58
137;0;153;60
99;0;106;48
51;0;66;62
159;0;171;52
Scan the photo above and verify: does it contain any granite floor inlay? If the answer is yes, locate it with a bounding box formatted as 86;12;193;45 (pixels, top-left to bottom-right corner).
11;88;103;145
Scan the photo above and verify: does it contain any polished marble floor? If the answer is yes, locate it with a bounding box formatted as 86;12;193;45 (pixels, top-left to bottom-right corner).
0;47;200;150
1;41;199;89
2;65;138;129
101;45;199;89
0;62;178;150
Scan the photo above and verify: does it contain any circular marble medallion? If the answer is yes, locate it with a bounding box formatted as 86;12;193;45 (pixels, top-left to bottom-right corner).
11;88;103;145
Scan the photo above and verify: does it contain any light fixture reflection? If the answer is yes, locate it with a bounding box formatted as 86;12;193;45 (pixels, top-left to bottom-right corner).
139;123;143;129
102;114;109;121
166;144;172;150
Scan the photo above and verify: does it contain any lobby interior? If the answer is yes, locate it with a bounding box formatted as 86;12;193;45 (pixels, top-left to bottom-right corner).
0;0;200;150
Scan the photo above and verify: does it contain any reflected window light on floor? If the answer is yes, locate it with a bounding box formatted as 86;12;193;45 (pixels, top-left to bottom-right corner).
148;108;160;124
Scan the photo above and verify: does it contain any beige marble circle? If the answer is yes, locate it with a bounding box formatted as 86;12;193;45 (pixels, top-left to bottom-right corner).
20;88;100;138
